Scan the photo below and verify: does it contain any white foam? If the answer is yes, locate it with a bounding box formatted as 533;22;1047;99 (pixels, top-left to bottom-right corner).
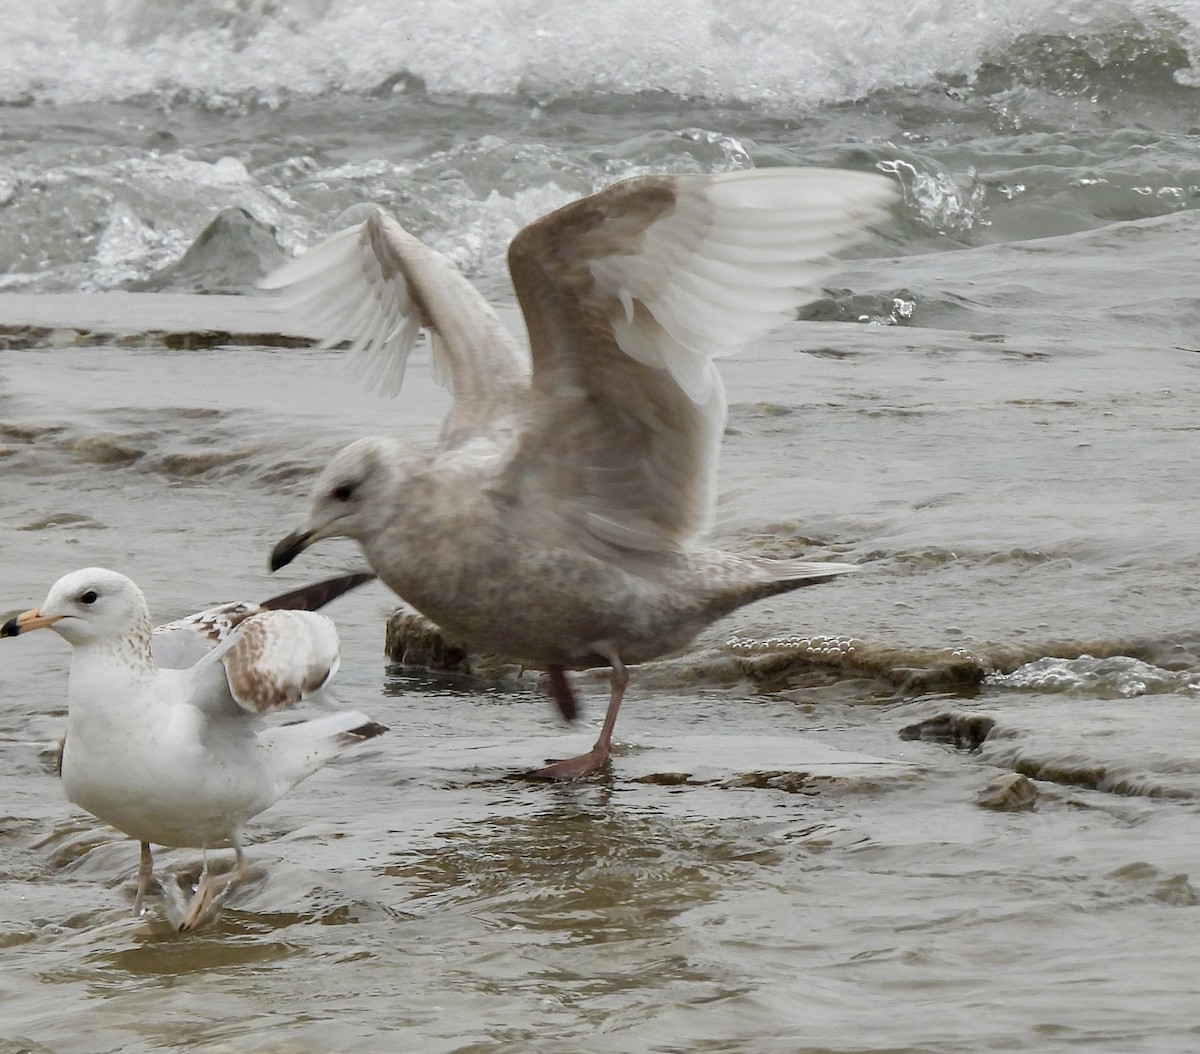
987;655;1186;698
7;0;1198;108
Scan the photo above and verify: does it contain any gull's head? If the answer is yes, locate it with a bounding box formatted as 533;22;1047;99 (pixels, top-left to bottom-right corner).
270;436;409;572
2;568;151;649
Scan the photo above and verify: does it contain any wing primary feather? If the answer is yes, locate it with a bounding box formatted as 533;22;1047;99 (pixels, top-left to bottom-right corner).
259;572;375;612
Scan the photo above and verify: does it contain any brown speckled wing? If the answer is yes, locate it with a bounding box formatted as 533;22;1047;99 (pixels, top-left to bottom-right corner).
212;609;341;714
152;601;260;669
152;573;371;671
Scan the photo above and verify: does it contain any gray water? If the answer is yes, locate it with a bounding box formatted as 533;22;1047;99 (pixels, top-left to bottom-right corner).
3;1;1200;1051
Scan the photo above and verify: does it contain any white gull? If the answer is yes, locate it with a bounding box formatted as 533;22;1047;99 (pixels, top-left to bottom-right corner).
266;166;895;779
2;569;384;929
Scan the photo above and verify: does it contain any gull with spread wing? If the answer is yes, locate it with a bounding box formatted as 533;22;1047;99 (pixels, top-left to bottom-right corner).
2;569;384;929
267;166;895;779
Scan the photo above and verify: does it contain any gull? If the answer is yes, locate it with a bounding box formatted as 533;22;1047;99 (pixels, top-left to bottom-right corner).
266;166;895;779
2;568;385;929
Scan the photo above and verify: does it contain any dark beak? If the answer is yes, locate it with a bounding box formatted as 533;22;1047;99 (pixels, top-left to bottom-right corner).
270;528;316;572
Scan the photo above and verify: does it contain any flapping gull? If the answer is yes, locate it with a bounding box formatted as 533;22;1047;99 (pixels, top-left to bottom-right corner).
267;166;895;779
1;569;384;930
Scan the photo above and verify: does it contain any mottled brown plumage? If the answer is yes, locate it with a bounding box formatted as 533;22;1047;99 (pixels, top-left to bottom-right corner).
265;167;895;778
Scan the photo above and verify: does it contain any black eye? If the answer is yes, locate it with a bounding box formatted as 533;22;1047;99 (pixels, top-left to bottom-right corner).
331;483;356;502
80;590;98;605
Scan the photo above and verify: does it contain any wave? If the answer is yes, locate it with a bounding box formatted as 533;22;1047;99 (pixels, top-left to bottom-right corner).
6;0;1200;109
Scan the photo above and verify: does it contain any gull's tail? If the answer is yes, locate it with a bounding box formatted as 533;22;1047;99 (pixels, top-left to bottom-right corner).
261;710;388;794
696;552;860;625
768;558;859;589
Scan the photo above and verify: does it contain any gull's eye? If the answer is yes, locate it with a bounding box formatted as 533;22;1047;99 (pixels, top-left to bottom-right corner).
80;590;99;605
331;483;356;502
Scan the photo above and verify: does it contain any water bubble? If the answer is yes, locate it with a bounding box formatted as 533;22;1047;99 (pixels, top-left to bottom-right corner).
877;156;988;238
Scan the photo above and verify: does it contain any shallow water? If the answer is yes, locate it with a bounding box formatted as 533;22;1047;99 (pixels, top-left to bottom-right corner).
3;1;1200;1051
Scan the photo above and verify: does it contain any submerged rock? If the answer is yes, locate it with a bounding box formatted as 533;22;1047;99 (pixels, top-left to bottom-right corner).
0;290;317;349
385;610;471;672
383;607;1200;711
976;772;1038;811
899;713;996;751
384;608;995;696
384;610;522;681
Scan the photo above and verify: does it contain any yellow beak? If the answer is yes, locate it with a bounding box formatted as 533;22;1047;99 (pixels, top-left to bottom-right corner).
0;608;64;637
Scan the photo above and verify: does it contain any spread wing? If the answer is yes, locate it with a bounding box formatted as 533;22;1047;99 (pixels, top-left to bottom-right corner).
191;608;342;715
260;209;530;447
499;166;896;554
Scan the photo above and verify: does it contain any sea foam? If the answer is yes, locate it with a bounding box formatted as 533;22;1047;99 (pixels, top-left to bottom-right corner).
6;0;1199;108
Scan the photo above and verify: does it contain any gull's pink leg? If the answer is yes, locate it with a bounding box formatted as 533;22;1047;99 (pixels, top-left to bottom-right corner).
179;839;245;932
132;841;154;916
532;649;628;780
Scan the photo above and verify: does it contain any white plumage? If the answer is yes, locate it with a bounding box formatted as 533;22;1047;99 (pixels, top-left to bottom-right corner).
2;568;384;930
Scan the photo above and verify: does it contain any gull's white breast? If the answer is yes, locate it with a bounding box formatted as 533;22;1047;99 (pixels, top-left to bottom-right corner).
61;667;274;848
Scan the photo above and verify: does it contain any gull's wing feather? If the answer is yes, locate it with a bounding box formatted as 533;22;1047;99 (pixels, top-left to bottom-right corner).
191;608;342;715
501;167;896;553
153;602;259;669
151;572;373;670
262;210;530;446
256;571;376;612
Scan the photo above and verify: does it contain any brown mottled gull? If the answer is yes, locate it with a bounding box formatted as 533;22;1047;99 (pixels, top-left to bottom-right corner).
1;569;384;930
266;166;895;779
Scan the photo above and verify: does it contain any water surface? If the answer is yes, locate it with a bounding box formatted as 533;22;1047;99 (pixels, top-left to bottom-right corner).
3;1;1200;1050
